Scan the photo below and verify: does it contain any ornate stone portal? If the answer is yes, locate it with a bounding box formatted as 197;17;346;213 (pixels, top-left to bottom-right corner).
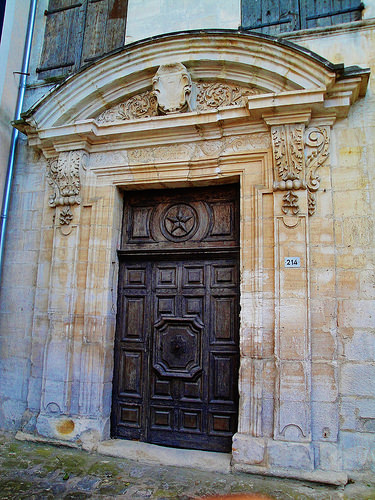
16;33;369;483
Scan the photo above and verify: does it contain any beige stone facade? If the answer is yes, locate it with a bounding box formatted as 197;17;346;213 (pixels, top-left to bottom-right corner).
0;7;374;485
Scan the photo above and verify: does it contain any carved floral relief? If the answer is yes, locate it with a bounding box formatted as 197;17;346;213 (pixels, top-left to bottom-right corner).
59;206;74;225
304;126;330;216
126;133;270;165
47;150;87;226
271;124;306;192
95;67;265;123
196;82;263;110
96;92;158;123
282;191;300;215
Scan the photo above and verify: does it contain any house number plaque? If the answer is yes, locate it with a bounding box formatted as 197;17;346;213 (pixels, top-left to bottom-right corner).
284;257;301;268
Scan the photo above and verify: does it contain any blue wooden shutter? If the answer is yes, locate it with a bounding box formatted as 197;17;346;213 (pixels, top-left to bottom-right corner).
299;0;363;29
241;0;300;34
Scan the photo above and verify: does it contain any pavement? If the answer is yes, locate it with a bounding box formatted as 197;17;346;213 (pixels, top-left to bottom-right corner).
0;432;374;499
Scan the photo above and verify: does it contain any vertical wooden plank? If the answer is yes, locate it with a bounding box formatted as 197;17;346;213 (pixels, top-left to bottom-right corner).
310;0;332;28
241;0;262;29
242;0;300;34
38;0;86;79
104;0;128;54
81;0;108;63
301;0;363;30
261;0;281;34
81;0;127;64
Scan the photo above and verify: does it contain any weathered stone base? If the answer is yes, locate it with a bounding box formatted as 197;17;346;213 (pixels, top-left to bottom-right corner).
35;414;110;445
232;462;348;486
232;433;348;485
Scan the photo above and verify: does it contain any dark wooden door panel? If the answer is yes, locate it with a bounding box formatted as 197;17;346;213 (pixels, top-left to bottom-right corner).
112;185;240;452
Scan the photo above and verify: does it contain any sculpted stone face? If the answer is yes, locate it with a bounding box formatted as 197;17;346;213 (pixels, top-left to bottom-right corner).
152;63;192;114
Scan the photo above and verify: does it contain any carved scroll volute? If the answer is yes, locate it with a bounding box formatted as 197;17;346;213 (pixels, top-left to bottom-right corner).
270;124;307;216
304;126;330;216
152;63;192;114
47;150;88;226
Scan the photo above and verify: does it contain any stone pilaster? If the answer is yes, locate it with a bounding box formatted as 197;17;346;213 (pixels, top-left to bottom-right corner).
36;151;88;438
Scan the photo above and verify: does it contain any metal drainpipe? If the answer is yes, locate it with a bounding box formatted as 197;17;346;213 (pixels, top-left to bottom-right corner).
0;0;37;284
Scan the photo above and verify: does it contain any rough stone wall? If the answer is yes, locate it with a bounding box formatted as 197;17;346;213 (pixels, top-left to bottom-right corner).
0;139;48;429
285;24;375;472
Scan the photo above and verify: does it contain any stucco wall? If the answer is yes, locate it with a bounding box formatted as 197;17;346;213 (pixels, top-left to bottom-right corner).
0;0;29;210
125;0;240;44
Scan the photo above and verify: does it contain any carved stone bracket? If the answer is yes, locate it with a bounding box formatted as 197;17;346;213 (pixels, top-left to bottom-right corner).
47;150;87;225
270;123;330;216
304;126;330;216
270;124;306;215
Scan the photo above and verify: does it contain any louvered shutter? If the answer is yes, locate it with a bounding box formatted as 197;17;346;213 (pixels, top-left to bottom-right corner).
37;1;87;79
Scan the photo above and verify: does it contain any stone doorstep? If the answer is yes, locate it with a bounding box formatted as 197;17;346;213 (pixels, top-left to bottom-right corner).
97;439;232;474
16;431;348;485
15;431;231;474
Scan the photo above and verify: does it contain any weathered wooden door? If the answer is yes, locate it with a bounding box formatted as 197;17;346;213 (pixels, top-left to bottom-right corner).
111;185;240;452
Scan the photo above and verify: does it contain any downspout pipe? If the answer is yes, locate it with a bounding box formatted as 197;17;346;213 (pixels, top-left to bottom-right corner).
0;0;37;284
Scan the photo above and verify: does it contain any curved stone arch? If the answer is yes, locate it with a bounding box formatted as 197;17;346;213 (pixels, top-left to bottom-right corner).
24;30;342;129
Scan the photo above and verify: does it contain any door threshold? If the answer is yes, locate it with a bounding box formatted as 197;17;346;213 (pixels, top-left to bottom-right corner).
97;439;232;473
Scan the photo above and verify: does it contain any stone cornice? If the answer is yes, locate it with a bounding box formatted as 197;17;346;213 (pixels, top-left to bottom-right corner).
17;83;366;157
14;33;369;157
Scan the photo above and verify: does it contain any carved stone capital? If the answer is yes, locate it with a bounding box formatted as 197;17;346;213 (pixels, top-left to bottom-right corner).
47;150;86;208
270;123;330;216
271;124;306;191
271;124;306;215
47;150;87;225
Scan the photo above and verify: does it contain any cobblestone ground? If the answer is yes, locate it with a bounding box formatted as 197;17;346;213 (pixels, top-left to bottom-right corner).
0;433;374;499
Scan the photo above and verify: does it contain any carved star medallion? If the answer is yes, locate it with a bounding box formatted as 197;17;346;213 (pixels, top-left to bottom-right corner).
163;203;197;240
167;207;192;235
